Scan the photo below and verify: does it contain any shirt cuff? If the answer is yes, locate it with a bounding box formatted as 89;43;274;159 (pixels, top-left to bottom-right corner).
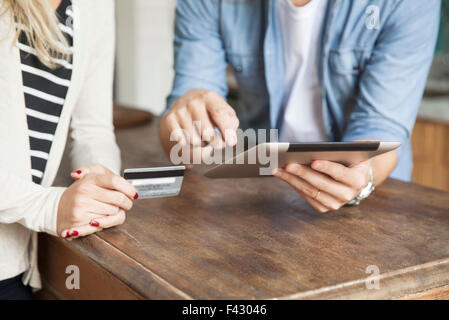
343;122;407;144
42;187;66;236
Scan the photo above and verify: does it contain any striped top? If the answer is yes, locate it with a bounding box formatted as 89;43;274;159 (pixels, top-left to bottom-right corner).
18;0;74;184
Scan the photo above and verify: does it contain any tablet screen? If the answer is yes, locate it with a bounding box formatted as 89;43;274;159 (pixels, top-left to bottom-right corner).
287;142;380;152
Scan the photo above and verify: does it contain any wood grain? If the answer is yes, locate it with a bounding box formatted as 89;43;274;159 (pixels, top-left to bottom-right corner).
40;117;449;300
113;104;153;129
402;285;449;300
412;119;449;192
38;234;144;300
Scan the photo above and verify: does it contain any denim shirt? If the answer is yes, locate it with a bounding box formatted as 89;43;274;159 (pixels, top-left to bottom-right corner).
168;0;441;181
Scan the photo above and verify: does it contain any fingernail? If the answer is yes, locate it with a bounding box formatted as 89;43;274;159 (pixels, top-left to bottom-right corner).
91;221;100;227
71;230;79;237
72;170;82;175
134;193;139;200
313;162;322;170
65;231;70;238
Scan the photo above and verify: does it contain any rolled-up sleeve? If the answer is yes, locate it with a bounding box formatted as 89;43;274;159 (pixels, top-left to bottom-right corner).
343;0;441;145
166;0;228;110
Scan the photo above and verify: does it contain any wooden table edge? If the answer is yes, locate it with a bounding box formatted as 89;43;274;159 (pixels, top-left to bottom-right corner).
41;234;193;300
52;231;449;299
75;234;194;299
271;258;449;300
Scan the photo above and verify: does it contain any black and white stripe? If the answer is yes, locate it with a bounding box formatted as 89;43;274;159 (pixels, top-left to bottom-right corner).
18;0;74;184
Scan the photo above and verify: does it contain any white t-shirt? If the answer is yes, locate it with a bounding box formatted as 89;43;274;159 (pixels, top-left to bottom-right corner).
278;0;328;142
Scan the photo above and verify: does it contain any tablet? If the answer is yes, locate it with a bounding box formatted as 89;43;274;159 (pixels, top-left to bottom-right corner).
201;141;401;179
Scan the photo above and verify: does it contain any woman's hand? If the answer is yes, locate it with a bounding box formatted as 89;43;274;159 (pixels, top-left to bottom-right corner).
273;160;372;213
57;164;138;239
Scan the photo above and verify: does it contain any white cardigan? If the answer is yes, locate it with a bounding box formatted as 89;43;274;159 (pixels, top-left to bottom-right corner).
0;0;120;288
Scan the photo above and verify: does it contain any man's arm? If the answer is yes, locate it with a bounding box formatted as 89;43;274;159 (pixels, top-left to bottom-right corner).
160;0;239;157
344;0;440;144
339;0;441;190
167;0;228;107
274;1;441;212
342;0;441;179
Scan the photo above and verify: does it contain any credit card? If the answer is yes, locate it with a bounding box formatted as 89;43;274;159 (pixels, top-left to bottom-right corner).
123;166;186;199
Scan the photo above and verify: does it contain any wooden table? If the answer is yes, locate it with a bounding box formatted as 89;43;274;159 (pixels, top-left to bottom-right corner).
38;118;449;300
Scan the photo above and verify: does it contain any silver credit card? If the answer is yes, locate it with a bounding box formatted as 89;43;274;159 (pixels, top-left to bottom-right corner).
123;166;186;199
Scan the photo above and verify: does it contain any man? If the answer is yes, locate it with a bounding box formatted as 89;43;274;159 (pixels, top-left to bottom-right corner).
159;0;441;212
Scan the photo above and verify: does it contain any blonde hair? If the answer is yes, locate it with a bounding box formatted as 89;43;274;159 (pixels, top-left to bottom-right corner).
1;0;71;68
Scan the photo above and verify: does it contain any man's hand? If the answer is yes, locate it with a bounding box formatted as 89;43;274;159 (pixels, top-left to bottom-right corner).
273;139;398;213
159;89;240;161
273;160;372;213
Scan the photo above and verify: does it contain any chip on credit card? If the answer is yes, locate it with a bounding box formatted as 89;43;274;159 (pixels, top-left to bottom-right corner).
123;166;186;199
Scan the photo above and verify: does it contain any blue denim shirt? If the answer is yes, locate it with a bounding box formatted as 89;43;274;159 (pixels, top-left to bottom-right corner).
168;0;441;181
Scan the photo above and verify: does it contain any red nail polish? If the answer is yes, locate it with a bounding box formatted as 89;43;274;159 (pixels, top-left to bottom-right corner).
91;221;100;227
134;193;139;200
71;230;79;236
65;231;70;238
76;170;82;175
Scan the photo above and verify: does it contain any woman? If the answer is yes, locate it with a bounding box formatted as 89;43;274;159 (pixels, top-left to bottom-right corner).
0;0;137;299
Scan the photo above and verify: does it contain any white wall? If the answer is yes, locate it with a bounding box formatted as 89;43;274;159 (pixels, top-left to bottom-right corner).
115;0;176;115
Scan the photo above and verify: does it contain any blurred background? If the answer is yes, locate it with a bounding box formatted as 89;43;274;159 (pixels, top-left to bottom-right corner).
115;0;176;115
113;0;449;192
